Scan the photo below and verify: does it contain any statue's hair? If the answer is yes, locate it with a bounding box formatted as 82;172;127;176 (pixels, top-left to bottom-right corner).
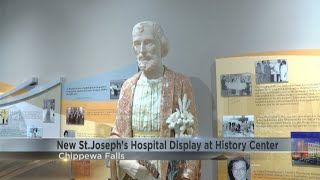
132;21;169;58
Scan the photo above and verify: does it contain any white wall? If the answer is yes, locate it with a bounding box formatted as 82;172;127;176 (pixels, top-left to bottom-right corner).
1;0;320;179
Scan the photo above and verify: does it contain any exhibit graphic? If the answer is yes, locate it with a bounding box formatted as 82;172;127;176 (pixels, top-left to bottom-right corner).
255;59;288;83
61;64;137;180
66;107;85;125
216;49;320;180
221;73;252;96
27;126;43;138
291;132;320;166
43;99;55;123
61;64;136;137
0;79;62;138
0;109;9;125
63;64;136;101
228;156;251;180
109;79;125;99
223;115;254;137
0;64;136;179
61;64;137;137
63;129;76;137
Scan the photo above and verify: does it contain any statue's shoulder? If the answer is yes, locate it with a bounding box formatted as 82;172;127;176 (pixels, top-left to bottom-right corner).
166;67;191;83
122;72;141;89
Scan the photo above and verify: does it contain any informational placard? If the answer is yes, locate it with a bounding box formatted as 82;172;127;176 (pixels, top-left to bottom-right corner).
0;84;61;138
61;63;137;180
61;64;136;138
216;50;320;180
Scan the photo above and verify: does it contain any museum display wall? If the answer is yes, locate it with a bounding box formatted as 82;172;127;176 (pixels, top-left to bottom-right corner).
1;0;320;179
216;50;320;179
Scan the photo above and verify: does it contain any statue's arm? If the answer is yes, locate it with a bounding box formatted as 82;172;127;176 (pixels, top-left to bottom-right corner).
179;78;201;180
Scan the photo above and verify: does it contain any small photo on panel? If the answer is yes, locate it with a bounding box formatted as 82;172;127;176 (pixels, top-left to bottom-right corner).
221;73;252;96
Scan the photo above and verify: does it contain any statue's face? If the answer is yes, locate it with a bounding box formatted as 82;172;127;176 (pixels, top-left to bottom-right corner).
232;161;247;180
133;27;162;73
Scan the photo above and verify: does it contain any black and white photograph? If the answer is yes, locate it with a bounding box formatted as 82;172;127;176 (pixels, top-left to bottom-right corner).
63;130;76;138
255;59;288;84
228;156;250;180
110;79;125;99
43;99;55;123
27;127;43;138
66;107;85;125
223;115;254;137
221;73;252;96
0;109;9;125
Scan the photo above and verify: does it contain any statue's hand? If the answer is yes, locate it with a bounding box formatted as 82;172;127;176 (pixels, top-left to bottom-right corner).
119;160;149;179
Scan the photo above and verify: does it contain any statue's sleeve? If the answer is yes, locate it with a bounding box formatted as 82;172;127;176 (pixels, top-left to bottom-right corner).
111;80;131;138
110;80;131;180
178;78;201;180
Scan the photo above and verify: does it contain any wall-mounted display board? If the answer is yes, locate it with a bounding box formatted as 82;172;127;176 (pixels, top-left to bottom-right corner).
0;78;38;99
0;63;136;179
61;64;136;138
61;63;137;180
216;49;320;180
0;79;62;138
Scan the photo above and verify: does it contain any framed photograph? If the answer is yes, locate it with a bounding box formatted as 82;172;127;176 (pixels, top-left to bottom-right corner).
228;156;251;180
27;127;43;138
110;79;126;99
0;109;9;125
63;130;76;138
66;107;85;125
43;99;55;123
255;59;288;84
223;115;254;137
291;132;320;166
221;73;251;96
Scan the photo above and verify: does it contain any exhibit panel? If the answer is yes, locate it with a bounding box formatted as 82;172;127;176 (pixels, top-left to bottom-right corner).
61;73;129;138
61;64;136;180
0;79;72;179
0;64;137;179
216;50;320;180
0;79;62;138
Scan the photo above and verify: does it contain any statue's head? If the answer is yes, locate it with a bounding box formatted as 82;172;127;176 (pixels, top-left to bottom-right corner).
132;21;169;73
